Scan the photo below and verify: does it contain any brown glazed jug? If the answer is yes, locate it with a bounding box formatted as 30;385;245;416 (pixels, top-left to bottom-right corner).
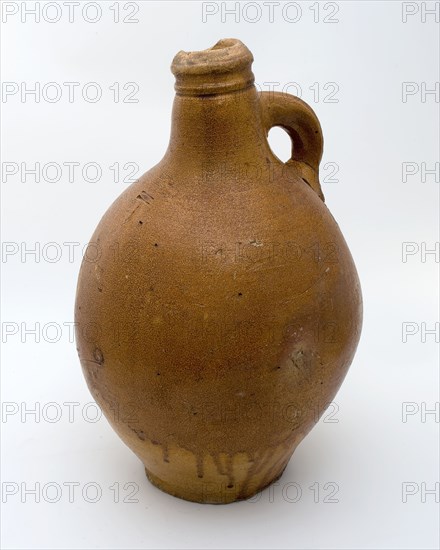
75;38;362;504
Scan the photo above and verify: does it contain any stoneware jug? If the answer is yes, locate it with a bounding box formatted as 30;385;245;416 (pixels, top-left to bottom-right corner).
75;38;362;504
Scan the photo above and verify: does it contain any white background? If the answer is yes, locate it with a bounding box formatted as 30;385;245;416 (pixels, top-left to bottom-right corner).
1;1;439;548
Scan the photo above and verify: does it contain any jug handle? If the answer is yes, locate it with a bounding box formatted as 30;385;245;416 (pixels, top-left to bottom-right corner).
259;91;325;202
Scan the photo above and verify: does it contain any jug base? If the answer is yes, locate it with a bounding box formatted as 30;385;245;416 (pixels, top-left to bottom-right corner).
144;463;288;504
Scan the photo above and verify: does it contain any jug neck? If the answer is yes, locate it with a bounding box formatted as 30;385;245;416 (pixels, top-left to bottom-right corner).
164;39;270;168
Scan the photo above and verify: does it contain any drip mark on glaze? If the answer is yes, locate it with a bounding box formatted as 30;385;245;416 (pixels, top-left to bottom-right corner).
211;453;235;488
225;454;234;488
213;454;226;476
238;449;270;499
196;455;204;479
163;444;170;463
258;443;291;490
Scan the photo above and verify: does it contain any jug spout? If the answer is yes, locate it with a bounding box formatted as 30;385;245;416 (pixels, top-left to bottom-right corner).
166;39;269;169
171;38;254;96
